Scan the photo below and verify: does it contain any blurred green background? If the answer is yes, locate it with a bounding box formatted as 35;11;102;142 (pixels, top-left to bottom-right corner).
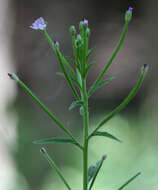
1;0;158;189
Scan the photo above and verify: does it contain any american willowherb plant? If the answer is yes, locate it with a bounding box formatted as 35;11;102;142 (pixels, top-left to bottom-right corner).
8;7;148;190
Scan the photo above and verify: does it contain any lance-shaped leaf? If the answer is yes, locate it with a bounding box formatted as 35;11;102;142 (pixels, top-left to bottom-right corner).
90;131;122;142
88;77;114;97
118;172;141;190
33;138;78;145
69;100;83;110
88;155;107;190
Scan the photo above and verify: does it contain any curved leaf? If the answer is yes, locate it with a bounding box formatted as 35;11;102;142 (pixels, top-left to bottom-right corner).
91;131;122;143
69;100;83;110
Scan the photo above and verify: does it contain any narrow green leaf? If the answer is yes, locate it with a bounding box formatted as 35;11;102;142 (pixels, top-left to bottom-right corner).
88;77;114;97
69;100;83;110
118;172;141;190
89;155;106;190
91;131;122;142
33;138;78;145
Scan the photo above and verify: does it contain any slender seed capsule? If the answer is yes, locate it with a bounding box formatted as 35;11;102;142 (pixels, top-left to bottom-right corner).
125;7;133;22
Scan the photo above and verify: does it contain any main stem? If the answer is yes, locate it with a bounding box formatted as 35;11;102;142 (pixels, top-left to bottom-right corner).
82;78;89;190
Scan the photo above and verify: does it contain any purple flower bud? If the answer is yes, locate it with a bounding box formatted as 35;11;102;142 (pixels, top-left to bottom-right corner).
30;17;47;31
8;73;14;78
83;19;88;26
40;147;46;154
54;40;57;45
125;7;133;22
128;7;133;12
8;73;19;80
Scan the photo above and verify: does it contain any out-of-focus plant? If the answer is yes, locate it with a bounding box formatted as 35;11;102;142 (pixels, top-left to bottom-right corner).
8;7;148;190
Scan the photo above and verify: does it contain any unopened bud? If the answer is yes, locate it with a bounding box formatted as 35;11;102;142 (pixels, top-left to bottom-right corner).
76;34;82;46
70;25;76;36
8;73;19;81
125;7;133;22
40;147;46;154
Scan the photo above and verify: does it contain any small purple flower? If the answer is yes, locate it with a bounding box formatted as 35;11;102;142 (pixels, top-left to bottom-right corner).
83;19;88;26
30;17;47;30
128;7;133;12
54;40;57;45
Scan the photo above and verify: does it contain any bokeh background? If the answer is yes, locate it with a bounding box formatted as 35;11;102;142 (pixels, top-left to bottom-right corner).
1;0;158;189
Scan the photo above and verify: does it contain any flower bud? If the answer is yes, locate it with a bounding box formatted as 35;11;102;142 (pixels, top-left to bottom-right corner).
76;34;82;46
70;25;76;36
125;7;133;22
40;147;46;154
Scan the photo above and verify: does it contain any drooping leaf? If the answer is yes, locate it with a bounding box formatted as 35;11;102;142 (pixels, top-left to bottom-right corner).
33;138;78;145
79;106;84;116
69;100;83;110
118;172;141;190
88;155;106;190
91;131;122;143
88;77;115;97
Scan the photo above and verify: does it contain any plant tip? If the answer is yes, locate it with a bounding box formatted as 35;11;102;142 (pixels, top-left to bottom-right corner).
8;73;13;78
102;155;107;160
128;7;133;12
30;17;47;31
40;147;46;154
83;19;88;26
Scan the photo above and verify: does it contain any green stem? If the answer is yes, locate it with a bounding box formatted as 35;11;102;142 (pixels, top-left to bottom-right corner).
82;78;89;190
88;21;129;97
41;148;71;190
13;75;83;150
89;65;148;138
43;31;80;100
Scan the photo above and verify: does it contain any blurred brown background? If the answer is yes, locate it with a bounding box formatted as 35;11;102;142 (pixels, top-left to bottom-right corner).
1;0;158;189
